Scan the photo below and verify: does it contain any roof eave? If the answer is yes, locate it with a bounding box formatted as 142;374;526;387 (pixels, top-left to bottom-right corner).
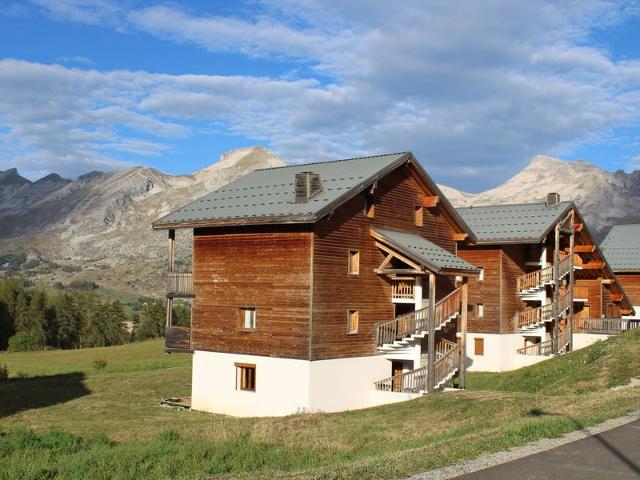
152;214;318;230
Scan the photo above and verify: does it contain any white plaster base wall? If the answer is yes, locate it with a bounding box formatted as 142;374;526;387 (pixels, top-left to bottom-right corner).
572;333;611;350
191;350;416;417
465;333;548;372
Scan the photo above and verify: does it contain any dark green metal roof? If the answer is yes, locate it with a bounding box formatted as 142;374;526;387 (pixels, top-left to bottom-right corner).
456;201;572;244
373;228;480;274
601;224;640;272
153;153;409;228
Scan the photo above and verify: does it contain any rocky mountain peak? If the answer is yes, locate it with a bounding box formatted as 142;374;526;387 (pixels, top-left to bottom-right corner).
0;168;31;186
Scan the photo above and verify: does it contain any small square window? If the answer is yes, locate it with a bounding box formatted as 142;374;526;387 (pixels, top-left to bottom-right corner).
477;303;484;317
348;250;360;275
235;363;256;391
347;309;359;334
474;338;484;356
364;194;375;218
415;205;424;226
240;308;256;330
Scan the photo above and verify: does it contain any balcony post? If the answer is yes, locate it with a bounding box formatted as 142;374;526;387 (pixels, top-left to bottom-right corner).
568;209;575;351
552;223;560;354
427;272;436;394
166;229;175;329
459;278;468;389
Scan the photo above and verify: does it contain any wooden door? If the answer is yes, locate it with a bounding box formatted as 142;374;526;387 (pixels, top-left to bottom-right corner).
392;361;403;392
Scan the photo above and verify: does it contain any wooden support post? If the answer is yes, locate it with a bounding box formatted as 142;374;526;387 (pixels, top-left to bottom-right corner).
166;229;176;329
553;223;560;354
427;272;436;394
568;210;575;351
459;278;468;389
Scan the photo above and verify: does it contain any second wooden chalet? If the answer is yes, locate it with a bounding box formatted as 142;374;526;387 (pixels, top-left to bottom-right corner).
153;152;480;416
601;224;640;319
456;196;634;372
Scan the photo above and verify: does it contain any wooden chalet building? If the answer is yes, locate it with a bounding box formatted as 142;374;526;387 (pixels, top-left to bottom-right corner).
456;197;634;372
601;225;640;319
153;152;480;416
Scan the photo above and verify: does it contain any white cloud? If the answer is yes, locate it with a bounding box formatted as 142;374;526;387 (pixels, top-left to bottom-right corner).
6;0;640;188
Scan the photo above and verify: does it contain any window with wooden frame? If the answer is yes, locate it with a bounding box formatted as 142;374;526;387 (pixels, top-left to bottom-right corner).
478;268;484;281
474;338;484;356
477;303;484;317
239;307;256;330
364;194;375;218
415;205;424;226
348;250;360;275
347;309;359;334
235;363;256;391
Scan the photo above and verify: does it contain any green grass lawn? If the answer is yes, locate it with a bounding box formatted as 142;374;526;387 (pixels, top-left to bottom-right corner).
1;332;640;480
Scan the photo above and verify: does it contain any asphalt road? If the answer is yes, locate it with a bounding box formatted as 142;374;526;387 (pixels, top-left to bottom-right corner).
457;420;640;479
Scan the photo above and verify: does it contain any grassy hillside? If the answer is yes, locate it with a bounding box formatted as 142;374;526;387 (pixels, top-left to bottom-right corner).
1;332;640;479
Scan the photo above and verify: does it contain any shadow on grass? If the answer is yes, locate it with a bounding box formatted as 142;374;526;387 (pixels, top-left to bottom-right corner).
0;372;89;418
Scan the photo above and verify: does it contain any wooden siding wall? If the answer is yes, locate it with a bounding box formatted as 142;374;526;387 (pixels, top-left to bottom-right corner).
191;225;313;359
617;274;640;307
575;279;602;318
457;247;502;333
602;284;621;317
500;246;529;333
311;166;458;360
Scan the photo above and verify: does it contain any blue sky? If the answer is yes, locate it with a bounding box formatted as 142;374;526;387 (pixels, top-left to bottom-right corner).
0;1;639;191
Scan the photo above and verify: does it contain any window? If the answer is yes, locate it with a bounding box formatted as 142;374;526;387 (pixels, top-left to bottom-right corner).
235;363;256;391
415;205;424;226
477;303;484;317
474;338;484;356
478;268;484;281
364;194;375;218
348;250;360;275
240;307;256;330
347;309;359;334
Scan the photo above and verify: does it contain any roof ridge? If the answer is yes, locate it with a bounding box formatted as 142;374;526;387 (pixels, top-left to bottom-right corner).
254;152;410;172
457;200;572;210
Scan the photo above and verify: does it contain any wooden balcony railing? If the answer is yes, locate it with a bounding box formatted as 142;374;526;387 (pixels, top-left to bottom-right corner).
374;288;461;347
515;289;571;329
517;255;574;293
165;326;192;352
573;317;640;334
517;328;570;356
167;273;194;297
391;279;414;299
374;340;459;392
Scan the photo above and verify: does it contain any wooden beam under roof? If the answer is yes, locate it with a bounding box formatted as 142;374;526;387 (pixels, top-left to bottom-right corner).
422;195;439;208
573;223;584;232
452;233;468;241
565;245;595;253
611;293;623;302
601;278;614;285
581;261;605;270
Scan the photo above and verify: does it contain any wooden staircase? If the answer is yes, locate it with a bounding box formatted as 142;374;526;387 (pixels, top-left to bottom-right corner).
374;288;461;351
374;340;460;393
517;255;574;297
515;289;572;331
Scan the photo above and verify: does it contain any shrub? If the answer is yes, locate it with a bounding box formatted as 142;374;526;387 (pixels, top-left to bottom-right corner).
7;332;45;352
92;359;107;370
0;364;8;380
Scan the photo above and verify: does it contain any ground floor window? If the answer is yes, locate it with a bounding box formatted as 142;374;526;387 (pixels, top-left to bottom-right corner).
347;309;359;334
235;363;256;391
474;337;484;356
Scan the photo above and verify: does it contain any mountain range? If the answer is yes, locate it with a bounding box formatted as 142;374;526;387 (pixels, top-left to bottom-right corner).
1;148;638;296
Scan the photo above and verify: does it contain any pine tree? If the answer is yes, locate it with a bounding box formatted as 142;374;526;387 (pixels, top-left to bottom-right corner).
55;293;82;349
136;301;165;340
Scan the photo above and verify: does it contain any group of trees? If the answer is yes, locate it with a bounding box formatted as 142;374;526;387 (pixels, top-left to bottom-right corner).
0;279;190;352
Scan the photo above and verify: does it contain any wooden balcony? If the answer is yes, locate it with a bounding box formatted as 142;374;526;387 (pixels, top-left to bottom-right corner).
573;317;640;335
391;279;414;299
517;329;570;356
167;273;194;298
165;326;192;353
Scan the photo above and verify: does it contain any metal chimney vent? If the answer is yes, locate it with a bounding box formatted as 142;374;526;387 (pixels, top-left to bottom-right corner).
546;192;560;207
295;172;323;202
